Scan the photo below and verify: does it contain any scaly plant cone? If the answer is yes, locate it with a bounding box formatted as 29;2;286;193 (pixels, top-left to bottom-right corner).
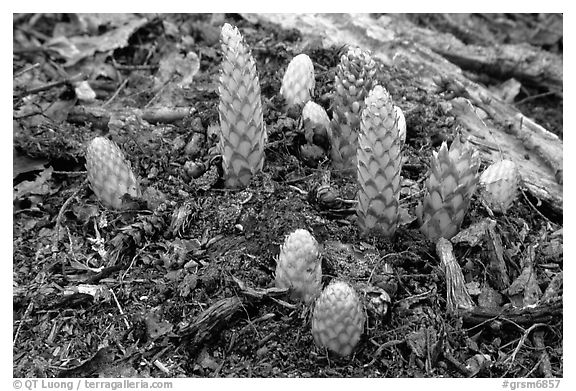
417;136;480;241
302;101;330;145
85;137;141;210
280;53;315;107
312;280;365;356
274;229;322;303
218;23;266;188
394;105;406;144
330;47;377;173
357;85;403;237
302;101;330;131
479;159;519;213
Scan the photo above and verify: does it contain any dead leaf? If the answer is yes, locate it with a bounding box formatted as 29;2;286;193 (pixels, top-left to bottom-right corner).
13;166;54;201
178;273;198;297
406;329;427;358
530;14;563;46
196;348;219;371
44;98;78;123
58;346;116;377
63;284;112;303
46;17;149;66
71;204;100;223
465;353;492;376
489;78;521;103
478;285;504;308
74;80;96;102
154;51;200;91
465;281;481;296
451;218;493;246
398;206;416;226
13;148;47;178
145;311;173;339
505;263;542;307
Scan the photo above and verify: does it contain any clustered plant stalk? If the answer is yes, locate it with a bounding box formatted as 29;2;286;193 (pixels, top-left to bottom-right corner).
218;23;267;189
330;47;377;173
417;136;480;242
356;85;403;237
276;43;485;242
78;22;507;361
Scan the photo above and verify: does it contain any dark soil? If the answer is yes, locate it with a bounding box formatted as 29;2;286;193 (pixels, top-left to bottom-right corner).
13;13;562;378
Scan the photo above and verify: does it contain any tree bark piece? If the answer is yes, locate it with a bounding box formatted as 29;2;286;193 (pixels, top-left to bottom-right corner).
177;277;293;351
394;15;563;96
461;298;562;327
484;219;510;291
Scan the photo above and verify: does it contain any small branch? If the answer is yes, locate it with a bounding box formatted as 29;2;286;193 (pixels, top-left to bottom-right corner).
52;180;87;251
515;91;555;105
443;350;473;377
506;323;550;369
462;299;562;327
178;276;298;350
102;78;128;107
13;301;34;345
230;275;296;310
52;170;87;176
110;288;131;330
363;339;404;367
15;73;84;98
14;62;40;78
520;188;558;228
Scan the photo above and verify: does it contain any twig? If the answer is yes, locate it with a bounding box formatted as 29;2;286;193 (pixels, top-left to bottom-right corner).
120;243;150;281
363;339;403;367
14;62;40;78
112;57;158;71
463;299;562;328
443;350;472;376
144;77;173;109
15;73;84;98
506;323;550;369
524;355;546;378
52;170;87;176
13;301;34;345
520;188;557;227
65;226;79;263
283;174;316;185
115;63;158;71
110;288;131;329
153;360;170;375
288;184;308;195
103;78;128;107
53;180;87;251
515;91;555;105
230;274;296;310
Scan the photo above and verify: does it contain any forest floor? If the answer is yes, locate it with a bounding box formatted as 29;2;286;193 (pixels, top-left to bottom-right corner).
13;13;562;378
